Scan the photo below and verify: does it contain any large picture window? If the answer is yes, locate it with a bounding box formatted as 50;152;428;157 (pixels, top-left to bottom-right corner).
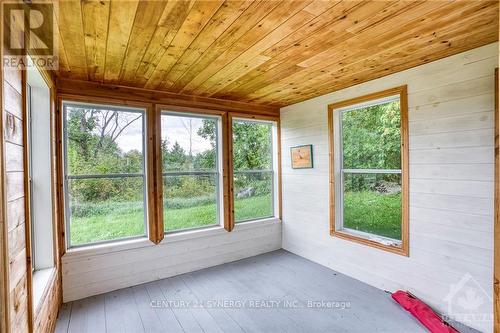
329;86;408;255
62;100;281;248
231;118;277;223
160;111;223;232
63;102;147;247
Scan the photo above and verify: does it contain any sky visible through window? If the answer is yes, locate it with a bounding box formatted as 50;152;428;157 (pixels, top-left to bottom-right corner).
160;115;213;155
66;106;212;155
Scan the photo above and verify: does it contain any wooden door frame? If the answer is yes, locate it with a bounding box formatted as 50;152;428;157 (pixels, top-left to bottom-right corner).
494;67;499;333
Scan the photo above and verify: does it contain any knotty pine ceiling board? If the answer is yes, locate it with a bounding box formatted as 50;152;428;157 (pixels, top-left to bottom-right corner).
57;0;499;107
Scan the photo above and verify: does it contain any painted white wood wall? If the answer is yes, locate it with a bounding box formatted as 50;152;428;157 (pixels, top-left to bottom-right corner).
62;219;281;302
280;43;498;333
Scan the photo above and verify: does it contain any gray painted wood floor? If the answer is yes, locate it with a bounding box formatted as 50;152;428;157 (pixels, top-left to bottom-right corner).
55;250;477;333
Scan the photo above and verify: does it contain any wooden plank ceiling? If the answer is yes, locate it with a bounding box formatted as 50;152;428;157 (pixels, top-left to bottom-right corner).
57;0;499;107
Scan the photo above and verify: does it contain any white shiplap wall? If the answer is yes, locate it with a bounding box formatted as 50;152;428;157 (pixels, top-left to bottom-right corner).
62;220;281;302
280;43;498;333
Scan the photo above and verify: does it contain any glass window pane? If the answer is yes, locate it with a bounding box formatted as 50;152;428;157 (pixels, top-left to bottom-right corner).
232;120;272;171
341;99;401;169
67;177;146;246
163;174;218;232
343;173;402;240
161;114;217;172
234;171;273;222
65;104;144;175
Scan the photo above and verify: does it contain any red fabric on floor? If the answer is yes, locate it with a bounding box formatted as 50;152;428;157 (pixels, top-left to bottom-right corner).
391;290;459;333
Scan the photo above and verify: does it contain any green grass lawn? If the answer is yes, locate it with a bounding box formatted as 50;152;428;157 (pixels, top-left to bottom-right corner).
70;195;272;246
234;194;272;222
343;191;402;240
70;191;399;246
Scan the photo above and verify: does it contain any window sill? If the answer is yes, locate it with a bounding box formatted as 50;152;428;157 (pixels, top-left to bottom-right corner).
32;267;56;314
63;218;281;260
64;237;154;259
331;229;408;257
233;217;281;230
162;225;227;243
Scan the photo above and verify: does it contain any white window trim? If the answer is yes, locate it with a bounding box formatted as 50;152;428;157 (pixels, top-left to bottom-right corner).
62;101;149;249
232;117;278;224
27;64;56;270
32;267;56;312
160;111;225;233
332;94;402;246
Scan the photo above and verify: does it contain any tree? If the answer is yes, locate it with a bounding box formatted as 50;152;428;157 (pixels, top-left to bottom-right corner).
66;106;143;202
342;101;401;170
198;119;272;170
232;121;271;170
196;120;217;170
67;107;142;174
163;141;187;171
342;101;401;191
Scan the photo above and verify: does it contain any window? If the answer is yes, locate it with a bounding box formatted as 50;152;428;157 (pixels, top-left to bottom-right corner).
63;102;148;247
160;111;223;232
26;65;55;308
231;118;278;223
61;101;281;248
329;86;408;255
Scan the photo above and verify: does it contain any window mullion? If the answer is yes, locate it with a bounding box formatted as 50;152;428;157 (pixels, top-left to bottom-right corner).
162;171;217;176
342;169;401;174
66;173;145;180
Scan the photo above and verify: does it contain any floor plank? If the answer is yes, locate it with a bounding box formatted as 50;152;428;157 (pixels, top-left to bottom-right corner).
157;278;204;333
144;281;184;333
54;303;72;333
56;250;480;333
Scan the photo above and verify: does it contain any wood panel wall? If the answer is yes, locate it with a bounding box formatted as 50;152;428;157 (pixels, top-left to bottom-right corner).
280;42;498;333
3;60;30;333
1;57;62;332
56;78;279;117
62;219;281;302
1;19;6;333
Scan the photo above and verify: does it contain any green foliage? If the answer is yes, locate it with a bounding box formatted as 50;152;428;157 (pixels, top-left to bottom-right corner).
343;191;402;240
340;101;402;240
70;202;145;245
164;196;215;210
233;172;272;197
67;106;144;205
162;141;188;171
341;100;401;193
67;107;143;176
70;196;271;243
234;194;273;222
163;175;215;198
71;201;143;219
67;108;275;244
232;121;272;170
342;101;401;170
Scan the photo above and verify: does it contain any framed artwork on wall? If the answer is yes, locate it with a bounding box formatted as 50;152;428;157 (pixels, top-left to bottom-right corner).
290;144;313;169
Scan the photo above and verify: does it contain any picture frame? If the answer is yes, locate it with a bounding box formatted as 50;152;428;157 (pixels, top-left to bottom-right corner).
290;144;313;169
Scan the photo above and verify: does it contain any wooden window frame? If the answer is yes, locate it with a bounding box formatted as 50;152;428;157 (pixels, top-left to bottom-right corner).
227;113;281;231
57;95;281;250
57;95;158;247
494;68;499;333
155;104;230;234
328;86;409;256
